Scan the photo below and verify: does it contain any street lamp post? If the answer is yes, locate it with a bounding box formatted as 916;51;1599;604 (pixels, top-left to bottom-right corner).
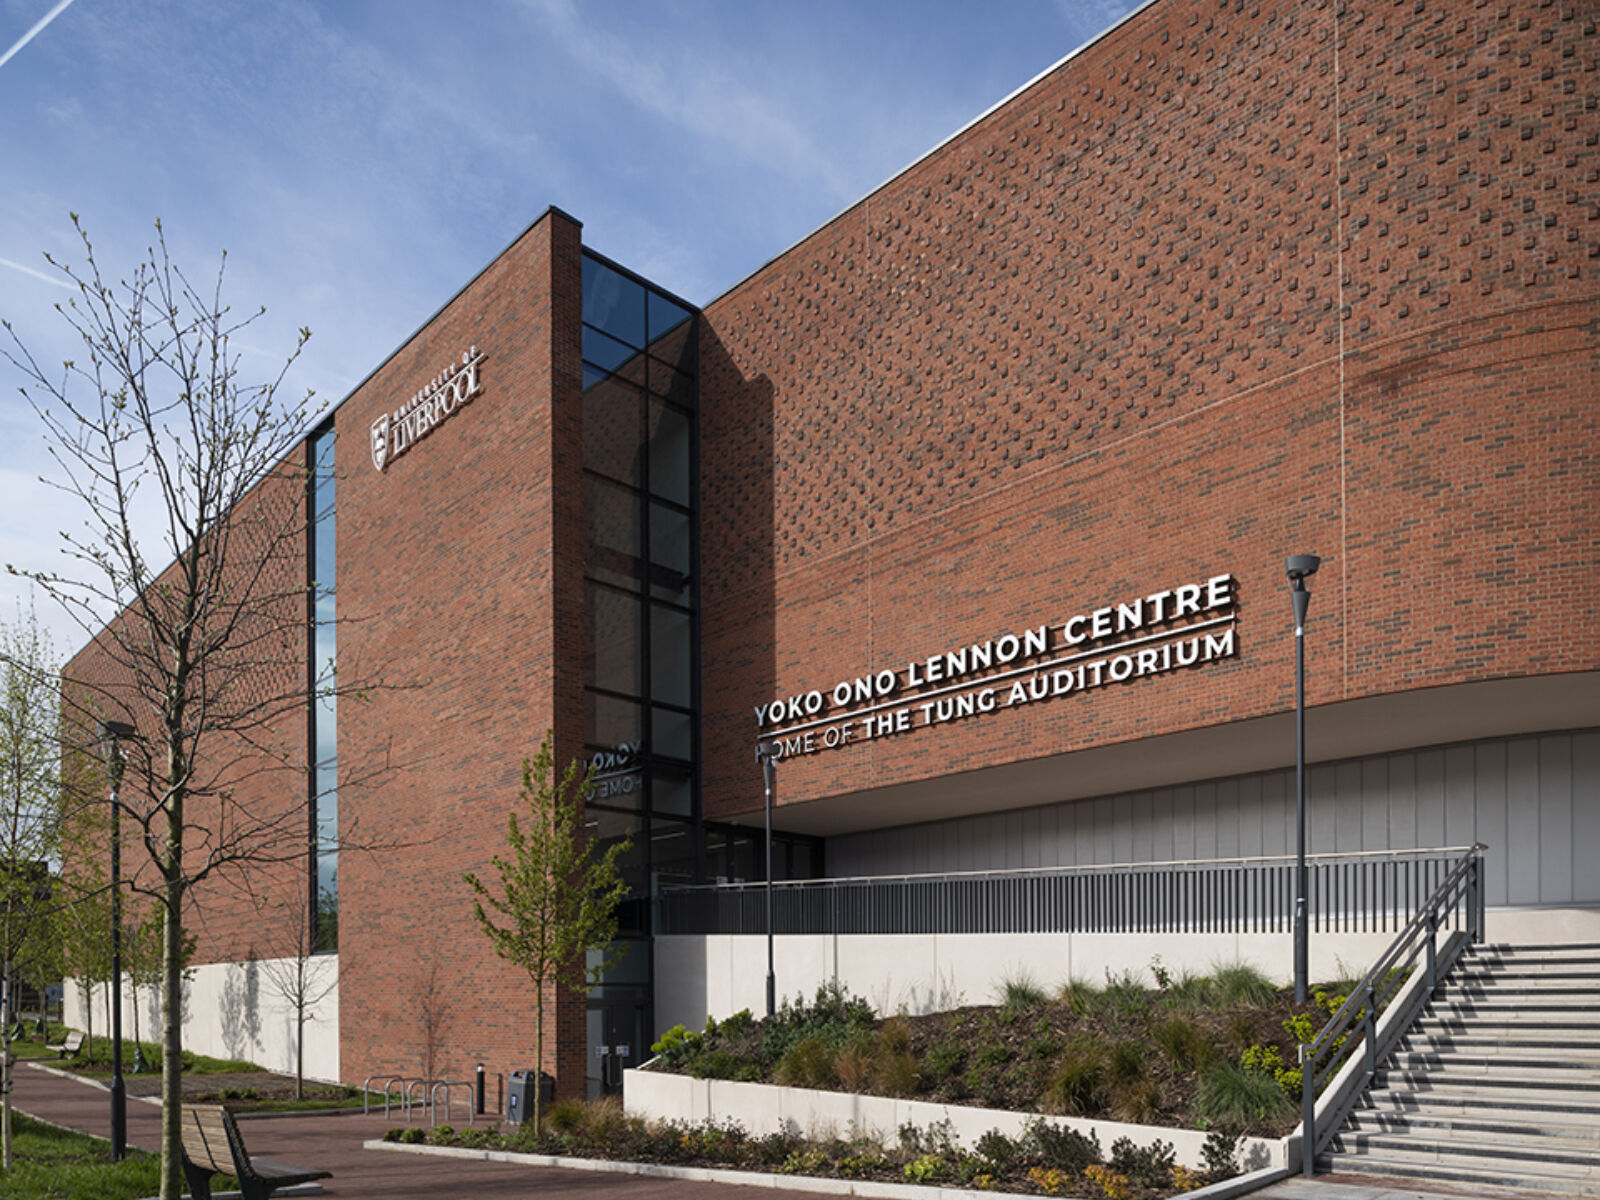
1285;555;1321;1006
98;719;135;1163
755;741;780;1019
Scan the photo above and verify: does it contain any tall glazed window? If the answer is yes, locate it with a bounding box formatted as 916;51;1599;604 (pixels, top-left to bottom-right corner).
580;252;699;919
308;423;338;951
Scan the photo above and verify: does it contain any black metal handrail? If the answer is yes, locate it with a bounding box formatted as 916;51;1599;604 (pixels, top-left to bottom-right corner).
658;847;1477;938
1297;842;1487;1176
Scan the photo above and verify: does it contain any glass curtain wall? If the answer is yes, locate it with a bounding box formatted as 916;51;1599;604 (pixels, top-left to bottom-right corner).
580;251;699;932
581;251;698;1092
308;423;338;951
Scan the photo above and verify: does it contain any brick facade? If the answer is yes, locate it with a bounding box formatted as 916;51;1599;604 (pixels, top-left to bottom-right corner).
697;0;1599;821
66;0;1598;1093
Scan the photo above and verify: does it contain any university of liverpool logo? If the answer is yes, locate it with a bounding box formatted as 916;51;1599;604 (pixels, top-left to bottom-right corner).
371;345;485;472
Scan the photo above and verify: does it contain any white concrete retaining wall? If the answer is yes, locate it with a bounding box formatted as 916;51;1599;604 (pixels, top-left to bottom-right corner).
64;953;340;1084
624;1067;1286;1172
655;908;1595;1033
655;930;1394;1034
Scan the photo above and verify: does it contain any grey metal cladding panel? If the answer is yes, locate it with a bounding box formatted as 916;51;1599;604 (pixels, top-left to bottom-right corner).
1574;731;1600;904
1215;778;1241;858
1416;749;1446;849
1131;790;1155;862
1507;737;1541;905
1361;758;1388;851
1445;744;1476;849
1194;782;1218;860
1539;736;1573;904
1005;809;1026;870
1311;764;1339;856
1112;793;1135;865
1388;753;1418;852
1336;760;1364;853
1238;775;1264;858
1151;788;1176;863
1475;741;1509;907
1092;796;1115;864
1262;771;1290;857
1022;807;1042;870
1171;786;1196;861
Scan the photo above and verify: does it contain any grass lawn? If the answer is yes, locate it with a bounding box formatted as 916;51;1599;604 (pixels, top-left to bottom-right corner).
0;1111;168;1200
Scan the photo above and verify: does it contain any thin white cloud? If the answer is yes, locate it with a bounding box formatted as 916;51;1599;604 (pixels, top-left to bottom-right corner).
0;0;78;72
0;255;72;289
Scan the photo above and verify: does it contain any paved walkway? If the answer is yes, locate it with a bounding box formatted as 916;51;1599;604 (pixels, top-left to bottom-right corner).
12;1058;1515;1200
11;1059;779;1198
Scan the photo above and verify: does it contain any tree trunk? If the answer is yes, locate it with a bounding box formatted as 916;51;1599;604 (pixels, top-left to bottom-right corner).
3;959;14;1170
532;979;543;1134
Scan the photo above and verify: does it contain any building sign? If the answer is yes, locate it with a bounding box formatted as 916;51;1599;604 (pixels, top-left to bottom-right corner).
370;346;485;471
589;741;642;804
754;573;1238;759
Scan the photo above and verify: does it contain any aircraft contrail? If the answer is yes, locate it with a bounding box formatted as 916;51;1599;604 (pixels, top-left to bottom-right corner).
0;0;79;72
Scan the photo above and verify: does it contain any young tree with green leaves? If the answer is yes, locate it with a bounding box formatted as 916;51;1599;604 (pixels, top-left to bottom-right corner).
465;733;631;1132
0;608;61;1171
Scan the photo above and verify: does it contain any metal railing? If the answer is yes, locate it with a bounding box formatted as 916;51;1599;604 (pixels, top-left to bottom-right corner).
658;847;1478;937
1297;842;1487;1176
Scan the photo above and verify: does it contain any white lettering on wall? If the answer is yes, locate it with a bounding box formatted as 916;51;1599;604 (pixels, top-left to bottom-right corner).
371;346;485;471
754;573;1240;760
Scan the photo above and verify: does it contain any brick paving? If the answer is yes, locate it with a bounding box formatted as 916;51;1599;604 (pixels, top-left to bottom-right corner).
11;1058;783;1198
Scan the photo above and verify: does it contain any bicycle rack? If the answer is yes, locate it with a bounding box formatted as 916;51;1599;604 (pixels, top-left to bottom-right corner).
363;1072;420;1117
429;1078;477;1125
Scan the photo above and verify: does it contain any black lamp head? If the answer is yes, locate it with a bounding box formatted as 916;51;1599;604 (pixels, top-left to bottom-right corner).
98;719;136;756
755;740;781;765
1285;554;1322;583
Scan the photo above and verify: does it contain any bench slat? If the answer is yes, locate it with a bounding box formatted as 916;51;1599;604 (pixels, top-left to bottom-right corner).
180;1104;330;1199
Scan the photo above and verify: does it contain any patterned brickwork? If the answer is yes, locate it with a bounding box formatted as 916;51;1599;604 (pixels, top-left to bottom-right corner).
697;0;1599;819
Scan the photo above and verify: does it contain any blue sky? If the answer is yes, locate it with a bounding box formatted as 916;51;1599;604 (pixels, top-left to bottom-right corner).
0;0;1140;651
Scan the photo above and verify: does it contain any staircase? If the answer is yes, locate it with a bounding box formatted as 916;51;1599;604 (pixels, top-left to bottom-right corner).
1322;942;1600;1195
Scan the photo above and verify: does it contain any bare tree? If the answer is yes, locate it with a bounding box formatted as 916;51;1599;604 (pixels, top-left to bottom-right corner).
251;887;336;1100
413;953;451;1085
1;217;347;1199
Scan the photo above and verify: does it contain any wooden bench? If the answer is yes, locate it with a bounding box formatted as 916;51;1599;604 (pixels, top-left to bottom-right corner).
45;1030;83;1059
179;1104;332;1200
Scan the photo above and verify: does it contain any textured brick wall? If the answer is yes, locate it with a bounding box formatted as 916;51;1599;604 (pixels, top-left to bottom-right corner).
697;0;1599;820
335;209;587;1095
63;458;311;967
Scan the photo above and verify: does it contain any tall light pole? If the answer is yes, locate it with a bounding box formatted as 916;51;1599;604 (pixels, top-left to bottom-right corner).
755;740;780;1018
1285;555;1321;1006
98;719;136;1162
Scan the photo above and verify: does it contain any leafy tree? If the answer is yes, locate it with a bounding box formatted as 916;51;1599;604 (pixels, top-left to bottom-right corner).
0;608;61;1170
1;217;361;1199
465;733;630;1131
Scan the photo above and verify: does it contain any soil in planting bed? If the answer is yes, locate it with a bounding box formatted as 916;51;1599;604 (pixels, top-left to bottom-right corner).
650;968;1379;1140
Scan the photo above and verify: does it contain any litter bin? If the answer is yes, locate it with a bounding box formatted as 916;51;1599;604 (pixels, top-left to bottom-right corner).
504;1069;555;1123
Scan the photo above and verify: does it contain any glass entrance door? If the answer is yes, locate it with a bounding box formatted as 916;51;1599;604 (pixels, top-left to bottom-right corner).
586;985;649;1098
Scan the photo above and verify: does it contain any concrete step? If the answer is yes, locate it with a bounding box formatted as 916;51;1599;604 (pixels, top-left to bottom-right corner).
1364;1084;1600;1124
1438;983;1600;1000
1421;1017;1600;1039
1452;966;1600;985
1402;1030;1600;1056
1319;1150;1600;1197
1326;1130;1599;1175
1388;1049;1600;1076
1428;996;1599;1017
1346;1107;1600;1150
1471;942;1600;956
1372;1067;1600;1100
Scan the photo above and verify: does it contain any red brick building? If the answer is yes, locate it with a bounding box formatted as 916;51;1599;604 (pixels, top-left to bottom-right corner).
68;0;1599;1100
